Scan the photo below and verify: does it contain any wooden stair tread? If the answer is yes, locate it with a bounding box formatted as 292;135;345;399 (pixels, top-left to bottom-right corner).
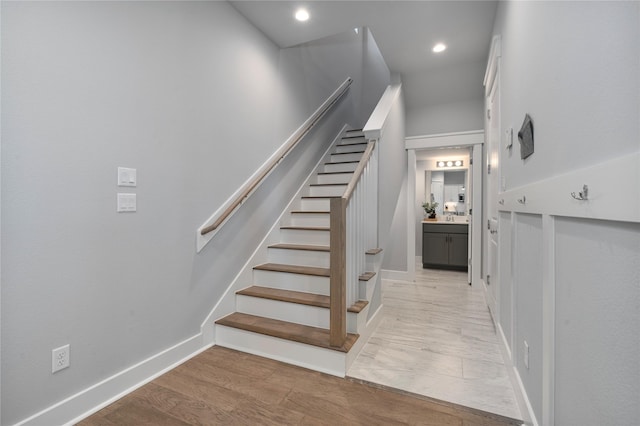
216;312;358;353
359;271;376;281
366;248;383;255
237;286;368;313
301;196;340;200
349;300;370;313
324;160;360;165
268;243;330;252
291;210;330;215
332;150;366;155
254;263;330;277
317;171;354;176
280;225;330;231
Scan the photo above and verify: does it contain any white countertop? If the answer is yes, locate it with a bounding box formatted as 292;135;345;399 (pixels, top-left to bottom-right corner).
422;218;469;225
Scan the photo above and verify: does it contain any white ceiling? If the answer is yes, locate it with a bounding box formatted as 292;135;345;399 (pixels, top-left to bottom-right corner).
229;1;498;76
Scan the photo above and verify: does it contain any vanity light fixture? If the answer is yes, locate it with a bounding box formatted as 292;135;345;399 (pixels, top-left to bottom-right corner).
295;8;310;22
432;43;447;53
437;159;464;168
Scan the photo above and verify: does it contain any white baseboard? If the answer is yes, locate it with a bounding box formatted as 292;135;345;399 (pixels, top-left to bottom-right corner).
496;322;537;426
346;303;384;371
512;366;539;426
381;269;410;281
15;334;211;426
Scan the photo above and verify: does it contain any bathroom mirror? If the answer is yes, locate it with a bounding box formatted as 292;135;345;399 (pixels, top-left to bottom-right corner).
425;169;467;216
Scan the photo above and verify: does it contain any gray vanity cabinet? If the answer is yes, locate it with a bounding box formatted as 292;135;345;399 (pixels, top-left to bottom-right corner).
422;223;468;270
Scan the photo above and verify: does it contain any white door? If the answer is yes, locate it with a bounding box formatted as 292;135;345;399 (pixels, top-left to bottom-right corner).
484;70;500;318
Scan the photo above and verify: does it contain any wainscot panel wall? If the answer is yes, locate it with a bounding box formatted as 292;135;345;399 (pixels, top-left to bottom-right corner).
491;1;640;425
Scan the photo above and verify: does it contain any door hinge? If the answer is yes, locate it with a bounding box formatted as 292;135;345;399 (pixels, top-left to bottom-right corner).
488;163;492;174
487;219;491;230
487;274;491;285
470;157;473;165
487;109;491;120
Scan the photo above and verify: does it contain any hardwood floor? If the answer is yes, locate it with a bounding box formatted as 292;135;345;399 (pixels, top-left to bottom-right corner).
78;346;521;425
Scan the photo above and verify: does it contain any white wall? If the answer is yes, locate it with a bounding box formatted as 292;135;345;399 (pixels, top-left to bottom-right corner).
491;2;640;424
0;2;390;424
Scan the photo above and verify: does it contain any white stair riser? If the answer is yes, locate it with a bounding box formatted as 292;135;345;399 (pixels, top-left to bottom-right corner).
287;213;330;227
342;132;365;140
331;152;363;163
215;326;346;377
300;198;330;210
279;228;329;245
360;275;378;301
334;144;367;154
253;269;329;295
366;252;383;272
308;185;346;197
324;162;358;173
267;247;330;268
316;173;353;184
236;296;359;333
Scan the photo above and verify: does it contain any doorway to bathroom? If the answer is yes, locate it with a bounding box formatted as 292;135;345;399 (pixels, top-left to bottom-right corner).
405;131;484;286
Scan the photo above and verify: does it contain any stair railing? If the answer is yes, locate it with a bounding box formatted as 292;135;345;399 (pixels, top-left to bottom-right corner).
197;77;353;252
329;140;378;347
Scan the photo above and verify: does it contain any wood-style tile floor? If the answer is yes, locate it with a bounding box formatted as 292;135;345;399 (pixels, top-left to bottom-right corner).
348;264;522;420
79;346;521;425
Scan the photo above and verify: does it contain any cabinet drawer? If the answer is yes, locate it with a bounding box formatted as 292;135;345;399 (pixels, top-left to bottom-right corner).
422;223;468;234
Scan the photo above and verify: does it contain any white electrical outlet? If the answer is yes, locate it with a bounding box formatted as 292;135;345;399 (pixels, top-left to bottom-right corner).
52;344;70;373
524;340;529;369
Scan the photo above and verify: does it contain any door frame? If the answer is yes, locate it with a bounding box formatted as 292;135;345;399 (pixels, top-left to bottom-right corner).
483;35;502;320
406;131;484;285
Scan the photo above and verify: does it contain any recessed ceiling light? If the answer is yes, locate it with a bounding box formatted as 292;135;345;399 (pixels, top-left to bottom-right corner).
432;43;447;53
295;9;309;22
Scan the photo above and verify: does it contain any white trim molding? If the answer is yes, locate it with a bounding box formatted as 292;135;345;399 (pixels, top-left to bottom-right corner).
498;152;640;224
405;130;485;288
405;130;484;150
484;35;502;96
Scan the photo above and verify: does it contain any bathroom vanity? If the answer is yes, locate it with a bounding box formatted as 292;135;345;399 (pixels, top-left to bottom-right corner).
422;221;468;270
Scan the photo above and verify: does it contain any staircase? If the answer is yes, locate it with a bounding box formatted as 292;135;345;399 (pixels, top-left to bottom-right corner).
214;129;383;377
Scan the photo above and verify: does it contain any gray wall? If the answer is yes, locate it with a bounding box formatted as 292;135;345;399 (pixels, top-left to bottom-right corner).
404;62;486;137
1;2;389;424
494;0;640;189
377;88;407;272
492;1;640;424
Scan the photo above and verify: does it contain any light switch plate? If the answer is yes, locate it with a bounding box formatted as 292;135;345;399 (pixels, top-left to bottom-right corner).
117;193;136;212
117;167;137;187
505;127;513;150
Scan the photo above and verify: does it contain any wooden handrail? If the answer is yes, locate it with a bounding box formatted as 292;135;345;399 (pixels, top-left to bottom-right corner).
342;141;376;202
201;77;353;236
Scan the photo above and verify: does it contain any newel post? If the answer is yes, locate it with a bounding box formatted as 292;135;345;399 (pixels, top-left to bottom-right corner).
329;197;347;347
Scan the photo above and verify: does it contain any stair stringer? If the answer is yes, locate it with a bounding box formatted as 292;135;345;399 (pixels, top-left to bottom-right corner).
200;125;347;344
